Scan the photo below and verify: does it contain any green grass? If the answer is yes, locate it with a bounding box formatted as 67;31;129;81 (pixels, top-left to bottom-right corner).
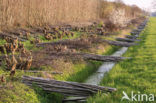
23;31;81;50
0;36;120;103
39;31;81;42
87;18;156;103
0;23;133;103
0;31;118;103
64;45;120;83
66;61;103;82
0;38;6;45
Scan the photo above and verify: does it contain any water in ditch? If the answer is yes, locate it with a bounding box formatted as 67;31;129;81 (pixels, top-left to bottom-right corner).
84;47;128;85
64;47;128;102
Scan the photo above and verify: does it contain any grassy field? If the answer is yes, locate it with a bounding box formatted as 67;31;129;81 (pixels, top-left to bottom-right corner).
87;18;156;103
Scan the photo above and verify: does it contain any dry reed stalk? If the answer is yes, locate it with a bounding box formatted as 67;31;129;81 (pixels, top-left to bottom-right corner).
0;0;99;29
0;0;143;30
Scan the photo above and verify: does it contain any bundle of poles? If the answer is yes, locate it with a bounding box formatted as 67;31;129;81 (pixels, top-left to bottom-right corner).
22;76;117;97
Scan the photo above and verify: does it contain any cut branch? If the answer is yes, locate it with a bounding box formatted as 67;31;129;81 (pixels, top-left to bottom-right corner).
104;40;137;47
36;39;78;47
48;52;128;62
22;76;117;97
124;35;138;39
116;37;140;42
0;33;26;42
17;70;62;74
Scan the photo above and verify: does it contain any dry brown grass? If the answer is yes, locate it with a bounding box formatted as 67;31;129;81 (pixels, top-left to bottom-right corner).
0;0;143;30
0;0;99;29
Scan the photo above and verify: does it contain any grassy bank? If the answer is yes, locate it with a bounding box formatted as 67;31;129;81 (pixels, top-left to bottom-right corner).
54;45;120;82
0;35;120;103
88;18;156;103
0;18;137;102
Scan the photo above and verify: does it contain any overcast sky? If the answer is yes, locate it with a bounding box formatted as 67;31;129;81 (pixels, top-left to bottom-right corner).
108;0;154;12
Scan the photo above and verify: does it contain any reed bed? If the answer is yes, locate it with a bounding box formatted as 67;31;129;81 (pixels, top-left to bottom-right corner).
0;0;99;29
0;0;143;29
